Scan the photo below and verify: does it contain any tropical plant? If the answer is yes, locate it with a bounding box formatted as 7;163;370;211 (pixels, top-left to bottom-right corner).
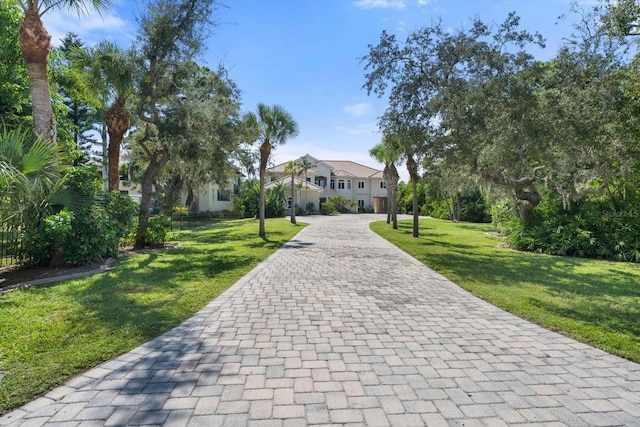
255;103;299;238
369;140;400;229
0;1;30;130
298;157;315;208
19;165;138;266
71;40;136;190
284;160;303;224
0;127;60;229
14;0;110;143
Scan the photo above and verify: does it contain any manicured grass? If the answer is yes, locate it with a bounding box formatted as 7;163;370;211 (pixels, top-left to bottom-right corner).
0;218;304;415
371;218;640;363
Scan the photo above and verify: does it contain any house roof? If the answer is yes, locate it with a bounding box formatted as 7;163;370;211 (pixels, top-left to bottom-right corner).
265;176;325;192
266;154;383;179
321;160;383;179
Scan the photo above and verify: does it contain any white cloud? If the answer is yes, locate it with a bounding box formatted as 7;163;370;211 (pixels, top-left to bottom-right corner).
42;8;128;47
354;0;407;10
343;102;374;118
336;122;379;136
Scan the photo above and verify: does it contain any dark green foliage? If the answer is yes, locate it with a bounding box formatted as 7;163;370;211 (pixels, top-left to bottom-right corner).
320;201;338;215
20;210;74;266
19;166;138;265
396;181;491;223
506;186;640;262
305;202;318;215
233;180;259;217
459;189;492;223
233;180;285;218
491;200;515;230
328;195;356;213
143;215;173;245
0;2;30;129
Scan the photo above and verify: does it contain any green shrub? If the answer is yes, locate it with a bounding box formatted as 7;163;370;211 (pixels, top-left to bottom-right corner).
305;202;318;215
320;201;338;215
328;195;356;213
460;189;491;223
18;166;138;265
144;215;173;246
505;187;640;262
491;200;514;231
20;209;74;266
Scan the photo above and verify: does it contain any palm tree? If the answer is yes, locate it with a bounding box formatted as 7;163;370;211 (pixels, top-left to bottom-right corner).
369;140;401;229
298;157;314;209
0;127;60;229
386;123;428;238
255;103;299;238
72;41;134;191
284;160;303;224
16;0;111;144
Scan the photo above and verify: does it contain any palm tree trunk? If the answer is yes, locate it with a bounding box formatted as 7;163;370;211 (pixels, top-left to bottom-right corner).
105;101;131;191
259;142;271;238
19;9;55;143
407;156;419;238
290;174;296;224
390;164;399;230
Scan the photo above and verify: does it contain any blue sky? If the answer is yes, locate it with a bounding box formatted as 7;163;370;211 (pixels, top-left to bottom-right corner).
43;0;583;179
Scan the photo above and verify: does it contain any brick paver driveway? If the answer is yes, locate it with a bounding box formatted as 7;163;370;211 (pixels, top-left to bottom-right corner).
2;214;639;426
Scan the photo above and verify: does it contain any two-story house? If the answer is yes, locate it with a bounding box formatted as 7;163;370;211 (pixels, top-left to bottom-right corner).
265;154;388;213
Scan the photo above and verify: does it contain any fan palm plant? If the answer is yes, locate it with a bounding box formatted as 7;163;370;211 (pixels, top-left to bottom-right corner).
255;103;299;238
284;160;303;224
0;127;61;232
71;41;135;191
370;140;401;229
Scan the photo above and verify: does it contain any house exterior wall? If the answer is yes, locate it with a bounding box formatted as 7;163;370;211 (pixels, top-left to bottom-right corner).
266;156;387;213
120;180;235;213
192;182;234;212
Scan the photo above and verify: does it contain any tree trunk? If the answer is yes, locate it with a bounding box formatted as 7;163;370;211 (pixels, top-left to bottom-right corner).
381;164;391;223
290;174;296;224
134;150;170;249
407;156;419;237
482;168;543;222
390;164;399;230
515;181;541;221
456;190;462;221
19;8;55;143
259;141;271;238
105;100;131;191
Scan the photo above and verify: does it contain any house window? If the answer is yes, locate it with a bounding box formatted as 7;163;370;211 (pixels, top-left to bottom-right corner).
330;180;335;189
338;180;345;189
358;200;365;208
347;180;352;190
357;181;365;189
306;177;311;182
217;189;231;201
380;181;386;189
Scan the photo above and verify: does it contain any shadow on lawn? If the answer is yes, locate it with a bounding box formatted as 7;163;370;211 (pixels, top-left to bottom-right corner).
386;220;640;354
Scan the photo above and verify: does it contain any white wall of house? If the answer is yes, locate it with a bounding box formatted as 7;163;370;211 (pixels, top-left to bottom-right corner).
119;179;235;213
265;155;388;213
190;182;234;212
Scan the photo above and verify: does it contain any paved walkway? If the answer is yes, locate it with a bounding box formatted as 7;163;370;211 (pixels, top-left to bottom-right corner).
2;215;640;426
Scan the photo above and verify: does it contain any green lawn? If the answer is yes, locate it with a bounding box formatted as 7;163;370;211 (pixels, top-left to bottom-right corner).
0;218;304;415
371;218;640;363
